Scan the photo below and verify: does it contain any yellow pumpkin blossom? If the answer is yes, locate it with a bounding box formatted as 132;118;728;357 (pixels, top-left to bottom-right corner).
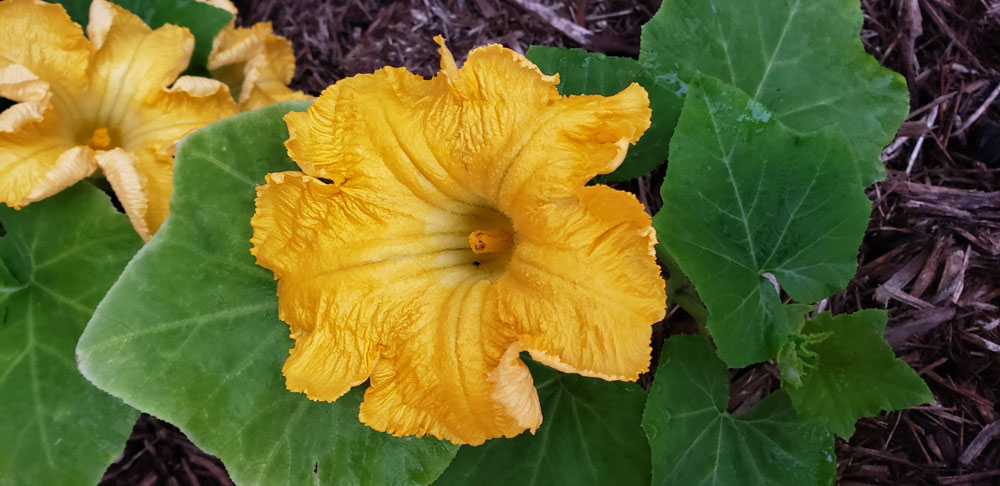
196;0;310;111
250;37;666;445
0;0;238;240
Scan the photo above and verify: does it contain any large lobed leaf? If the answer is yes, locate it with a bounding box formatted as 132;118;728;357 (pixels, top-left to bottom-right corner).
436;360;650;486
52;0;233;74
655;76;871;367
76;101;459;486
0;183;141;486
784;310;933;438
526;46;684;182
529;0;907;185
641;0;909;185
643;335;835;485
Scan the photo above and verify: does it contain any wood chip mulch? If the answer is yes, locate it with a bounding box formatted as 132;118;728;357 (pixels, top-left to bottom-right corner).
101;1;999;485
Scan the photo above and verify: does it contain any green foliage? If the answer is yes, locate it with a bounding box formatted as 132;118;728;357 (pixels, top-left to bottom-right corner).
641;0;909;185
436;359;650;486
643;335;835;486
530;0;907;185
52;0;233;75
654;76;871;367
526;46;683;182
782;310;934;438
0;183;141;486
75;101;458;486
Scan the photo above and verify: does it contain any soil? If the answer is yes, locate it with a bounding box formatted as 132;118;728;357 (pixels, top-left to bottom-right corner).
100;1;1000;485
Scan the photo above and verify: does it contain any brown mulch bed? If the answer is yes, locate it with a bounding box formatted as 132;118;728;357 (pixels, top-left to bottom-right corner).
101;0;999;484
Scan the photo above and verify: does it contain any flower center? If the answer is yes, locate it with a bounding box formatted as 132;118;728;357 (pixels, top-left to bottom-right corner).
87;127;112;150
469;228;514;254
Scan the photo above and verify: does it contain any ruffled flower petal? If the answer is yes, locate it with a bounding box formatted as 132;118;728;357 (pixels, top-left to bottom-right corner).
251;172;540;445
0;79;87;207
84;0;238;239
492;186;665;381
85;0;195;127
208;22;310;111
252;38;663;445
0;0;238;238
95;148;149;237
0;0;91;98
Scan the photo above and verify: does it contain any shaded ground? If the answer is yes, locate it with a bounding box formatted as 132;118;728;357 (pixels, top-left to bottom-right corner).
102;0;999;484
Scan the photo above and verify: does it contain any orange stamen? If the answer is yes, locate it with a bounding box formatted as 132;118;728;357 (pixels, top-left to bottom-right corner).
87;127;111;150
469;229;514;254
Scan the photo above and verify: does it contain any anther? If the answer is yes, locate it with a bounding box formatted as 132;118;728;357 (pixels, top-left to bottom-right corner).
87;128;111;150
469;229;514;254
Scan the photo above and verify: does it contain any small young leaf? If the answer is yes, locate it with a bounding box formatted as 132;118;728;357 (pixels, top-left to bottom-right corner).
52;0;233;74
643;335;835;486
436;359;650;486
640;0;909;185
76;101;458;486
784;310;934;438
0;183;141;486
655;76;871;366
526;46;683;182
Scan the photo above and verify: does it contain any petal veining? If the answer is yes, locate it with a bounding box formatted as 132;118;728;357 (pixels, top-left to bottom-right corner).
252;38;662;445
495;186;665;381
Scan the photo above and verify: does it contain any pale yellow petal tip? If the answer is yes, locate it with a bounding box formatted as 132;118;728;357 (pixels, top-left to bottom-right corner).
0;64;50;104
95;149;153;240
490;344;543;433
194;0;238;15
528;348;648;382
21;147;97;205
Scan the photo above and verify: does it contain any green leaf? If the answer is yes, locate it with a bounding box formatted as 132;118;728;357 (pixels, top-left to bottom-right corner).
436;359;650;486
52;0;233;74
640;0;909;185
654;76;871;366
0;183;142;486
526;46;684;182
784;310;933;438
49;0;89;26
76;101;458;485
643;335;835;486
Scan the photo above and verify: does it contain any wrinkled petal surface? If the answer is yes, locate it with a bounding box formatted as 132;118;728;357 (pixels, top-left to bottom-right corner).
252;37;664;445
0;0;89;206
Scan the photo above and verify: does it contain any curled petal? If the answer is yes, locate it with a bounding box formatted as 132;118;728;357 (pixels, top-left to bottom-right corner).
0;0;90;98
252;171;544;444
251;172;393;400
209;22;310;111
194;0;238;15
495;186;665;380
283;68;481;211
122;75;237;153
358;280;540;445
492;85;650;213
0;106;86;207
0;64;50;105
96;149;151;240
86;0;195;121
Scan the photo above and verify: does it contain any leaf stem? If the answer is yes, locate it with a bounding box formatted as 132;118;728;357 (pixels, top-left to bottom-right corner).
655;243;709;331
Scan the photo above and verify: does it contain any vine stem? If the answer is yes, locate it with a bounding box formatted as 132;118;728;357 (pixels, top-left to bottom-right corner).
655;243;709;334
